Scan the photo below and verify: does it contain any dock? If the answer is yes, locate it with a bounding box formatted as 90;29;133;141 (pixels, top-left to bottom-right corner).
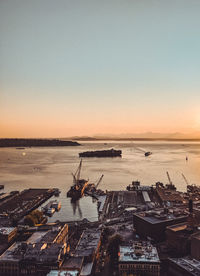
0;188;58;226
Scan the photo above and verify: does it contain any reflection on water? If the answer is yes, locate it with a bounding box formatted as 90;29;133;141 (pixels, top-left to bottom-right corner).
1;141;200;221
71;199;83;219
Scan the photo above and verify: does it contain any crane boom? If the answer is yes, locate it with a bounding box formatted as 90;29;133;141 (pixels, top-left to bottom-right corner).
166;171;172;185
76;159;82;182
71;173;77;185
95;174;104;189
182;173;189;185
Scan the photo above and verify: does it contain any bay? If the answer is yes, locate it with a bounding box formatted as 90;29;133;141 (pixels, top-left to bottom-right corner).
0;141;200;222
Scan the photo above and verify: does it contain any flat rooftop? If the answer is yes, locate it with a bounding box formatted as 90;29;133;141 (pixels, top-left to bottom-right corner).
119;241;160;263
80;262;93;276
75;229;101;257
26;231;47;243
0;242;23;262
166;222;188;232
134;208;188;224
118;191;143;206
169;256;200;275
0;241;64;264
26;225;66;244
47;270;79;276
24;243;64;262
0;227;16;235
62;256;83;270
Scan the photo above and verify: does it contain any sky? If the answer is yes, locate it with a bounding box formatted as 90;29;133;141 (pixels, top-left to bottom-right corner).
1;0;200;138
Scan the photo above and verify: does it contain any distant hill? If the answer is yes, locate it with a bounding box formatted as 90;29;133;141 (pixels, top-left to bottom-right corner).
65;136;98;141
0;139;81;147
65;132;200;141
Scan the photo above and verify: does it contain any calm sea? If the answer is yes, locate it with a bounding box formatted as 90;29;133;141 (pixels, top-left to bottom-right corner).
0;141;200;222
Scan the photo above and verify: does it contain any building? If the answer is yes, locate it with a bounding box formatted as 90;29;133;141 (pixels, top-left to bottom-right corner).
61;256;83;274
166;223;198;256
133;208;188;241
0;224;68;276
47;271;79;276
168;256;200;276
155;182;185;205
191;232;200;260
118;241;160;276
0;227;17;243
26;224;68;245
0;241;66;276
40;224;68;244
0;242;22;276
117;191;144;207
74;229;101;276
21;242;66;275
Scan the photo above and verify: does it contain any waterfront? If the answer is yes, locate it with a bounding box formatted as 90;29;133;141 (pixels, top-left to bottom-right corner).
1;141;200;222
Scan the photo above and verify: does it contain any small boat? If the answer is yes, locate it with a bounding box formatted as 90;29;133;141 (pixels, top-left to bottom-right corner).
145;151;152;157
42;200;61;214
46;208;55;216
51;200;61;211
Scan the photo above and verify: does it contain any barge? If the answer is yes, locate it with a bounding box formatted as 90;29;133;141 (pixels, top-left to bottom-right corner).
79;148;122;158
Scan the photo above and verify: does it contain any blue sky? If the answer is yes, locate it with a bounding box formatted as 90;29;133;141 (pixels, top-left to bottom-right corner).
1;0;200;137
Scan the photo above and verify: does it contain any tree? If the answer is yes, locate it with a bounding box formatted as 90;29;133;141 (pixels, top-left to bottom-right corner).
24;209;44;226
107;234;123;260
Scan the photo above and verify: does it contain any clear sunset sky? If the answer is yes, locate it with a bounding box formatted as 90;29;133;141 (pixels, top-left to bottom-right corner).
1;0;200;138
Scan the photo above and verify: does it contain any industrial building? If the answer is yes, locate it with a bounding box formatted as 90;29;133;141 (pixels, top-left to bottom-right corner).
47;271;79;276
118;241;160;276
0;224;68;276
133;208;188;241
168;256;200;276
60;256;83;275
0;227;17;243
74;229;101;276
166;222;199;256
191;232;200;260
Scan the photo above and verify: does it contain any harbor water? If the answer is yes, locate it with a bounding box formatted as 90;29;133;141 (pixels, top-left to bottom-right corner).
0;141;200;222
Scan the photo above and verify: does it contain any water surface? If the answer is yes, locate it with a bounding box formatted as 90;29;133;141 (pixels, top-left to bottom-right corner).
0;141;200;222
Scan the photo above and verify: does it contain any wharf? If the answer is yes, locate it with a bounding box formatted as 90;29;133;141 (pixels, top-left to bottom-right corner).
0;188;57;226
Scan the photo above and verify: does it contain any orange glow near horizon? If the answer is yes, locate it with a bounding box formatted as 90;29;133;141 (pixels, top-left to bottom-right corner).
1;1;200;138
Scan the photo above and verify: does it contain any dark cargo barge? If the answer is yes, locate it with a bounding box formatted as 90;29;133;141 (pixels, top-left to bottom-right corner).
79;148;122;158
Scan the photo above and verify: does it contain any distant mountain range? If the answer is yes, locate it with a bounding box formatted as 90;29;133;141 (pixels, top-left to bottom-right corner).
66;132;200;141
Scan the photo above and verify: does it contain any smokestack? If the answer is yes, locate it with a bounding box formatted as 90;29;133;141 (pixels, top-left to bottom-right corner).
189;199;193;213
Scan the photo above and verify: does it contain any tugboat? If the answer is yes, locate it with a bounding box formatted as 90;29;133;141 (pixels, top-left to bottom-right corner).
67;159;89;201
145;151;152;157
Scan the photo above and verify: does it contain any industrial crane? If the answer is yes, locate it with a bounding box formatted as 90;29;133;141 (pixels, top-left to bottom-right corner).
72;159;83;185
182;173;189;186
95;174;104;189
166;171;172;185
166;171;176;190
181;173;194;194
